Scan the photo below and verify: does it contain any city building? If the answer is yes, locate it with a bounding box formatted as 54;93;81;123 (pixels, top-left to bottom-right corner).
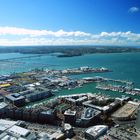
5;93;25;107
0;102;8;117
25;89;53;102
49;130;65;140
85;125;108;140
80;107;101;127
39;109;56;124
83;99;117;113
0;119;18;133
64;109;76;125
65;95;88;106
136;107;140;129
0;119;36;140
112;101;140;121
63;123;74;139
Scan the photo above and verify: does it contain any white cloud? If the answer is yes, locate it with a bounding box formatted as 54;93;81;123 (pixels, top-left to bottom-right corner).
0;27;90;37
100;31;131;37
0;26;140;46
128;7;139;13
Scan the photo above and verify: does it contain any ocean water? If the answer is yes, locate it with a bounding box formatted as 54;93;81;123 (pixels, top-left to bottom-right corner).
0;52;140;88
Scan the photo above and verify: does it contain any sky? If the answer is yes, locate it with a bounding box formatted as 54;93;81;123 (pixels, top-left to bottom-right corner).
0;0;140;46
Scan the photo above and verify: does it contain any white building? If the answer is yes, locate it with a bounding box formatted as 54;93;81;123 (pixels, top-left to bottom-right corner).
85;125;108;140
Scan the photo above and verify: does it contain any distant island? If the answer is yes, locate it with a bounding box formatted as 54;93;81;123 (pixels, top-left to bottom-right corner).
0;45;140;57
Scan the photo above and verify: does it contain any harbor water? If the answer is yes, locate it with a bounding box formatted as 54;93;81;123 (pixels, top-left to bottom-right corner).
1;52;140;107
0;52;140;86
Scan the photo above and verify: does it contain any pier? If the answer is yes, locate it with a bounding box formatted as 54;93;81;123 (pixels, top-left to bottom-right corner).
96;82;140;96
105;78;133;85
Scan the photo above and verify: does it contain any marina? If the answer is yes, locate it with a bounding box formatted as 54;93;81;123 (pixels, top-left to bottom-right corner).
96;78;140;96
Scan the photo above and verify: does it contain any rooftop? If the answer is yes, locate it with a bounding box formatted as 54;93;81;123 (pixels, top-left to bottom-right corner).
8;125;30;137
0;102;8;109
81;107;101;120
64;109;76;116
6;93;25;101
0;119;17;131
85;125;108;137
112;101;139;119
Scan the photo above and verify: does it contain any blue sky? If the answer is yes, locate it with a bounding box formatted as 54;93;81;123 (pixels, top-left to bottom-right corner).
0;0;140;46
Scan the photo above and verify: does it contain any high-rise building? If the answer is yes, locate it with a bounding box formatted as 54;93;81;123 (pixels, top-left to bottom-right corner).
64;109;76;125
136;107;140;129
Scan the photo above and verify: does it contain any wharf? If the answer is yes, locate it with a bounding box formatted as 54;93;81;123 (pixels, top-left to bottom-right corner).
104;78;133;85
